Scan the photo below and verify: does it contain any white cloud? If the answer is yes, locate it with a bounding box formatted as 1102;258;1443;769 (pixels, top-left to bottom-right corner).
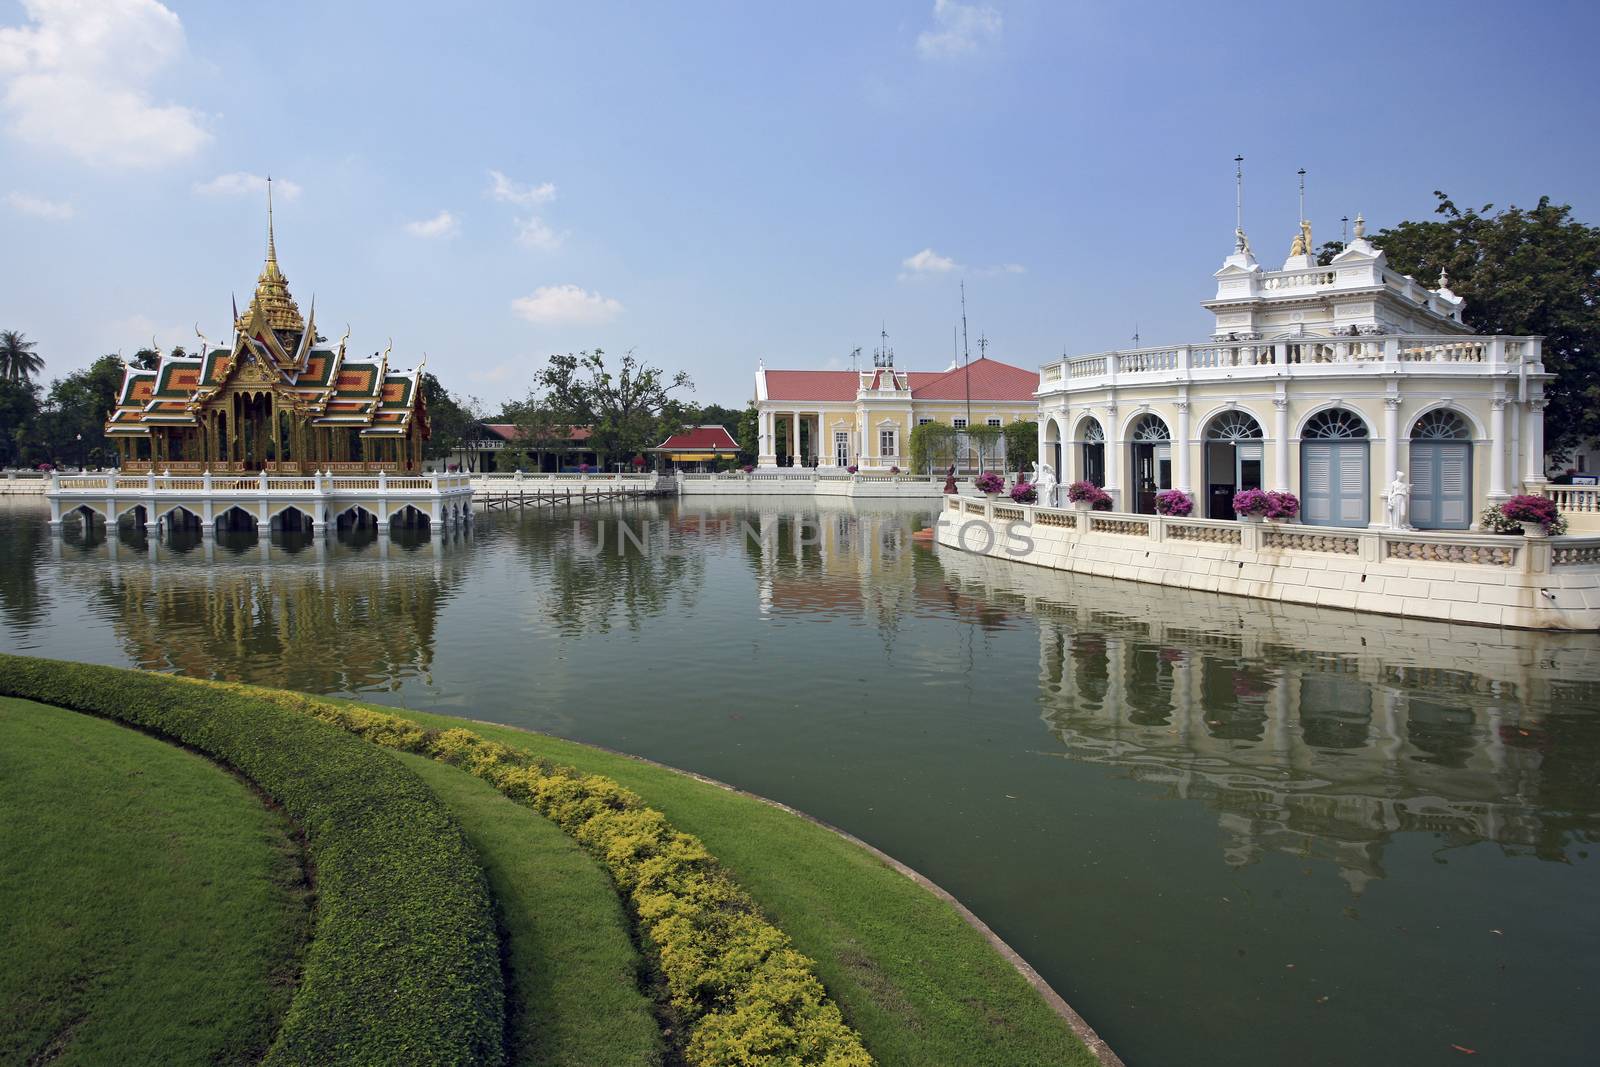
6;190;72;218
194;172;302;200
0;0;208;168
511;284;623;325
515;215;562;250
900;247;960;279
487;169;556;207
915;0;1002;60
405;210;460;239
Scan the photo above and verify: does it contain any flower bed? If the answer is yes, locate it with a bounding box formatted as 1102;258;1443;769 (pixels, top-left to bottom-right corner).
229;686;874;1067
1233;488;1299;520
0;655;505;1066
1009;481;1038;505
1485;496;1568;535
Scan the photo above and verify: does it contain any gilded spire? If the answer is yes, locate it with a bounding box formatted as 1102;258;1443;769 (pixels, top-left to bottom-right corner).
238;175;304;334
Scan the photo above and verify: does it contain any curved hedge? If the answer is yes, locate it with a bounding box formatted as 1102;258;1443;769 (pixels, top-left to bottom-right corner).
225;685;874;1066
0;656;505;1066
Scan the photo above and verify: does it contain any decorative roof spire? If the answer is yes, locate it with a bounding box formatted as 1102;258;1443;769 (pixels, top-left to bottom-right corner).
238;175;304;334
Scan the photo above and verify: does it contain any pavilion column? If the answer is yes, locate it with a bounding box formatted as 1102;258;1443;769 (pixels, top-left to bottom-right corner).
1523;398;1547;490
790;413;799;466
1273;397;1291;491
1382;396;1402;501
1174;399;1192;495
1489;396;1508;501
758;409;775;467
1103;404;1121;509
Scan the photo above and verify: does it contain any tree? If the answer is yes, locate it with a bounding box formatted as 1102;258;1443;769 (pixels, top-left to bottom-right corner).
40;355;125;467
418;372;482;462
536;348;693;467
736;401;760;462
1372;194;1600;456
503;400;575;471
1004;420;1038;473
0;331;44;383
909;421;958;475
0;378;42;466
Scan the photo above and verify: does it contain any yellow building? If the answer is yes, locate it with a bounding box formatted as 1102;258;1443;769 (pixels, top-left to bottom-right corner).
754;356;1039;470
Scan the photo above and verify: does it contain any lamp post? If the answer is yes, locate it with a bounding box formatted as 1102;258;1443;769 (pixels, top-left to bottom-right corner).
75;433;83;471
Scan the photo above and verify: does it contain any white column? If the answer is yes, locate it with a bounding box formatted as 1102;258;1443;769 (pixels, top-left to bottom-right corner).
1489;396;1508;500
1273;397;1290;491
1383;396;1402;491
759;409;776;467
1103;405;1121;508
790;412;799;467
1174;400;1192;495
1524;397;1547;489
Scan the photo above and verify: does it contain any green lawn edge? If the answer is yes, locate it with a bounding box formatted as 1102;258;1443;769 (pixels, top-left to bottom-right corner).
0;697;309;1066
382;704;1102;1067
395;752;663;1067
0;656;506;1066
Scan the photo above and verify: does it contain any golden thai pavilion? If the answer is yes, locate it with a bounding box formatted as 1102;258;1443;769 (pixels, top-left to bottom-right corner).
105;192;429;472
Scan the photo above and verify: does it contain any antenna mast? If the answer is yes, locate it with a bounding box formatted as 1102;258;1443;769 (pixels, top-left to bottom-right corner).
1234;154;1244;234
960;280;970;365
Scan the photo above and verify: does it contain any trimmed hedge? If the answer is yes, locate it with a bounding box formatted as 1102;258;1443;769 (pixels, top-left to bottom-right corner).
0;656;505;1066
225;684;875;1067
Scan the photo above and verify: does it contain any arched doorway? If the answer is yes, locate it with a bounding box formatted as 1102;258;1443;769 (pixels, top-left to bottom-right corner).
1042;417;1062;482
1409;409;1472;530
1300;408;1370;527
1078;418;1105;487
1203;410;1264;519
1128;413;1171;515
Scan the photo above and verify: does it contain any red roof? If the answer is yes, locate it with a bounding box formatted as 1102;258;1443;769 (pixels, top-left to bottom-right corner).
762;358;1038;402
656;425;739;451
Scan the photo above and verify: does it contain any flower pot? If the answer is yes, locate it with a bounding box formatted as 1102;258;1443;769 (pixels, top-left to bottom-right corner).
1073;500;1091;512
1520;521;1548;538
1238;513;1265;524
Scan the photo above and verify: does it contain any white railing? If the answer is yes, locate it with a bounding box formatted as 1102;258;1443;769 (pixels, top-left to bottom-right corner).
1041;333;1540;391
1546;485;1600;513
50;470;473;496
947;497;1600;574
1262;270;1337;290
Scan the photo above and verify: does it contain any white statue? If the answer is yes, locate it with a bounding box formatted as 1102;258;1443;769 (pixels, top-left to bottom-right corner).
1032;460;1057;507
1386;470;1411;530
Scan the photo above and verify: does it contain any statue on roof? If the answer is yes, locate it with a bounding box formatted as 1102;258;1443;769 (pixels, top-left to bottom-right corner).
1234;228;1252;255
1289;219;1313;258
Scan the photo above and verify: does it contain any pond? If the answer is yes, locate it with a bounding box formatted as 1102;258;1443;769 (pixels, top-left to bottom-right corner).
2;496;1596;1066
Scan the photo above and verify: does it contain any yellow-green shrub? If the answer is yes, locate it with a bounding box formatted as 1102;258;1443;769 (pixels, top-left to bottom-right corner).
225;683;874;1067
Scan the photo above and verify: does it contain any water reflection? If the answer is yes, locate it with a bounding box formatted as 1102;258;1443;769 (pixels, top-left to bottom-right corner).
46;517;470;693
938;547;1600;890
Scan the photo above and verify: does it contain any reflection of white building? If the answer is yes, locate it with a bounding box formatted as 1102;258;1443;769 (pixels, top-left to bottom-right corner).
938;547;1588;891
1036;217;1550;529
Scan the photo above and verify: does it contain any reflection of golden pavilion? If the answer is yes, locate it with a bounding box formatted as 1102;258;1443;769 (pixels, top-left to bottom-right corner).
938;546;1594;892
105;183;428;474
63;530;468;693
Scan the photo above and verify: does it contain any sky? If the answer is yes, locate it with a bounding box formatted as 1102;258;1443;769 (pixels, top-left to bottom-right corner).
2;0;1598;410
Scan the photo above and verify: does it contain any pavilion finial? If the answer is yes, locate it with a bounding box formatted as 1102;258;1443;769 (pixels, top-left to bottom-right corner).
1354;213;1366;239
267;175;277;265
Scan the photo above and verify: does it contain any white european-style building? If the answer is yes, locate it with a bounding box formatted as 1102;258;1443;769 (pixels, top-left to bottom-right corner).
1035;216;1549;530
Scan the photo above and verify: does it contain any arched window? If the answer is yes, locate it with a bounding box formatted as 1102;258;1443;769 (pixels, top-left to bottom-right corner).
1130;413;1170;442
1077;417;1105;487
1128;414;1171;514
1205;410;1263;441
1411;409;1471;440
1409;409;1473;530
1203;411;1264;518
1304;408;1370;439
1300;408;1369;526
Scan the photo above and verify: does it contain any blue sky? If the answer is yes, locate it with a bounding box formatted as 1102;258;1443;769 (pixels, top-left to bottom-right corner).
3;0;1597;409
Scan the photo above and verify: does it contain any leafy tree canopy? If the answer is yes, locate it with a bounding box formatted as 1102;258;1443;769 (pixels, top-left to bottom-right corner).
1330;193;1600;455
535;348;693;465
0;330;44;383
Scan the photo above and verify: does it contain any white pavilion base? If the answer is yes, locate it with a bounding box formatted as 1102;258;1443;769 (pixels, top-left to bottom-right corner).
678;470;946;498
936;495;1600;631
45;470;474;536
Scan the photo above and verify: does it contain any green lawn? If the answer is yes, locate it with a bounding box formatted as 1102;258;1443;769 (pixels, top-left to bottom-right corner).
0;697;310;1066
395;752;663;1066
389;707;1100;1067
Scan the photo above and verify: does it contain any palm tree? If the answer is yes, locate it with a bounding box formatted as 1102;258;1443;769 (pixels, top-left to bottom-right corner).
0;331;44;383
